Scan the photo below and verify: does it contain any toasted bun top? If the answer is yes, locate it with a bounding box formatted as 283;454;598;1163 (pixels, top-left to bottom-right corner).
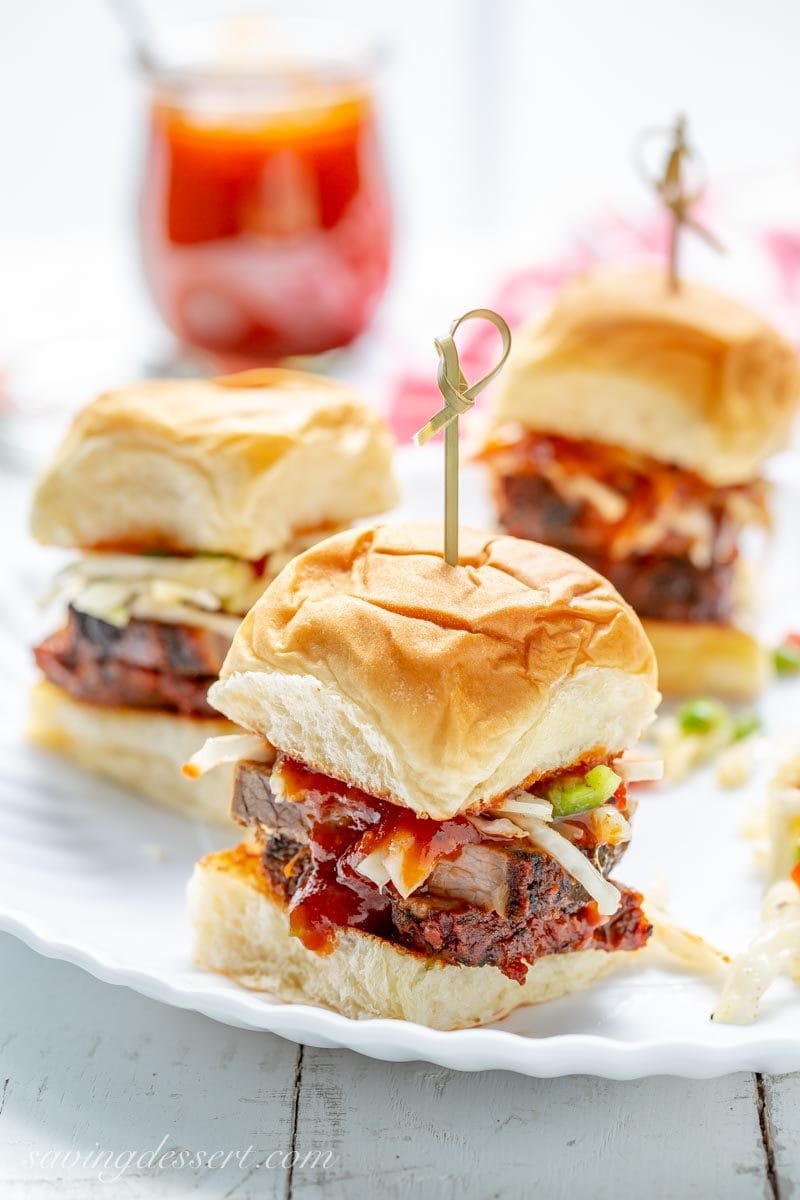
210;522;659;820
30;369;399;558
494;269;800;485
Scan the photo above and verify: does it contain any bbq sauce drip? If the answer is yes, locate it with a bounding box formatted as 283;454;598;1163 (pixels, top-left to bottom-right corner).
274;758;481;953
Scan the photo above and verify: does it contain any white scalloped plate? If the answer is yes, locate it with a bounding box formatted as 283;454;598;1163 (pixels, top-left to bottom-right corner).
2;447;800;1079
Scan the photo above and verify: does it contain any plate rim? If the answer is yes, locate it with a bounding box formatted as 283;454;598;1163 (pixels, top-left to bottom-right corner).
3;903;800;1079
5;452;800;1080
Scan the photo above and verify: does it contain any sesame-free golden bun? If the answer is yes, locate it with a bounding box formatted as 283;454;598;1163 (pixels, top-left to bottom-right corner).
188;843;629;1028
641;619;768;699
30;369;399;558
209;523;660;821
28;680;238;824
494;269;800;486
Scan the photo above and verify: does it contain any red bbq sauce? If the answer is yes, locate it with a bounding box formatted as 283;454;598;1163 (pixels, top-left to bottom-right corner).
268;755;628;954
479;430;765;561
274;757;481;953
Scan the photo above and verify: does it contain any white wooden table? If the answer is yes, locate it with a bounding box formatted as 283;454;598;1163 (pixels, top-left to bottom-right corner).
0;931;796;1199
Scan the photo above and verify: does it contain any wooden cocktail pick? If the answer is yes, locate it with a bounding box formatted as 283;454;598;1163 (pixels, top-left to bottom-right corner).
635;114;724;290
413;309;511;566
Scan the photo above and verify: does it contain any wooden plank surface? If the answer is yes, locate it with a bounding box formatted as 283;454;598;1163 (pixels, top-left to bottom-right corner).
0;933;786;1199
0;936;298;1198
761;1074;799;1198
291;1049;770;1200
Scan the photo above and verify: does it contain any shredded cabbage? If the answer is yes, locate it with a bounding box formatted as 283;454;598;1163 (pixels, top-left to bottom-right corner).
493;794;553;821
183;734;274;779
612;752;664;783
713;880;800;1024
467;815;531;840
354;850;391;889
507;814;621;915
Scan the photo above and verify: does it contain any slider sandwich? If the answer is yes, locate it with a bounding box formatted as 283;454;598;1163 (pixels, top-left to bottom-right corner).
479;271;800;697
188;522;661;1028
29;370;398;821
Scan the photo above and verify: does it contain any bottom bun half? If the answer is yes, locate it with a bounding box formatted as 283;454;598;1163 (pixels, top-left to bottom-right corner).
642;620;768;699
28;680;237;824
188;844;631;1029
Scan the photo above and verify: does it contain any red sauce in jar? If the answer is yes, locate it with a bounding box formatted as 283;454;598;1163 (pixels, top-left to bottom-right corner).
140;83;392;362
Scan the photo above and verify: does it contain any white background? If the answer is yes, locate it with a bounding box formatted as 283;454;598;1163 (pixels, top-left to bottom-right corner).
2;0;800;353
2;7;800;1191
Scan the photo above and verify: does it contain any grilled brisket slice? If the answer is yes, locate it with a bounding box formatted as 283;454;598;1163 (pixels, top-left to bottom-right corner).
232;761;308;837
495;474;734;623
259;825;616;915
34;606;224;716
242;753;648;980
425;840;622;921
67;606;230;675
497;475;591;551
390;885;650;981
588;552;735;624
260;836;650;981
259;824;622;922
261;834;310;895
239;759;626;922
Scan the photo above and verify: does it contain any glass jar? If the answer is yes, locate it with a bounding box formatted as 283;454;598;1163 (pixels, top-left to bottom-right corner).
138;17;392;364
